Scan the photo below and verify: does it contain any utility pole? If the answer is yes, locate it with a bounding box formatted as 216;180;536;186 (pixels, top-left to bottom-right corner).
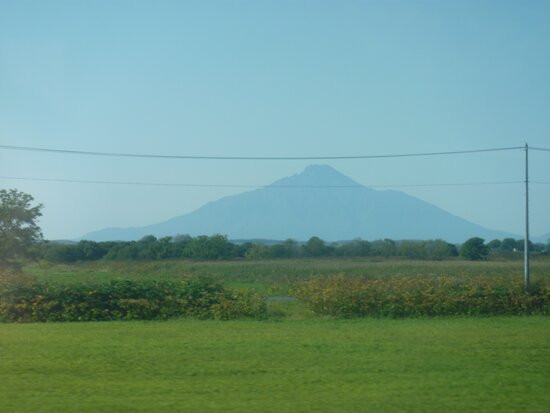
524;143;530;291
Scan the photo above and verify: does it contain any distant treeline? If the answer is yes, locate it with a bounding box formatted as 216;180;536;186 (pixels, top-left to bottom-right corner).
38;235;549;263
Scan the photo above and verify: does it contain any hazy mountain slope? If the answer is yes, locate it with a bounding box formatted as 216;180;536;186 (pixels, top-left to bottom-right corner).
82;165;514;242
533;232;550;243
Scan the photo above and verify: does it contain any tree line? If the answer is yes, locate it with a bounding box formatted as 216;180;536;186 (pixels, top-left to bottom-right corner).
38;234;549;263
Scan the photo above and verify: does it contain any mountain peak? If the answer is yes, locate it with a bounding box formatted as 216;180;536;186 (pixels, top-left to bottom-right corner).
270;164;361;187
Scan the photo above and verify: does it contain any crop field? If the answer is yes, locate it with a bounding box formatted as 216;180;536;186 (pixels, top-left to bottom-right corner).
25;257;550;295
1;258;549;411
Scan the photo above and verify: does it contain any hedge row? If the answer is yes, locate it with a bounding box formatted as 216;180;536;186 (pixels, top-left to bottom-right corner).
0;277;266;322
293;275;550;317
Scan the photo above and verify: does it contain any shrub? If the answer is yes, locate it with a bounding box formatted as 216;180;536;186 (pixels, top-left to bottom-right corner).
293;274;549;318
0;277;266;322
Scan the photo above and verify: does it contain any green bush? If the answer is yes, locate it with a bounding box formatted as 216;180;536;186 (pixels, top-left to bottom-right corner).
293;274;549;318
0;276;266;322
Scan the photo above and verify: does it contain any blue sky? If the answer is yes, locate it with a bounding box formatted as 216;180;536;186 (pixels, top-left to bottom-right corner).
1;0;549;240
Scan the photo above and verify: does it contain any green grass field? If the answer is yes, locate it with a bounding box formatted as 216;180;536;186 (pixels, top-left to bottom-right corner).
1;317;549;412
2;259;548;411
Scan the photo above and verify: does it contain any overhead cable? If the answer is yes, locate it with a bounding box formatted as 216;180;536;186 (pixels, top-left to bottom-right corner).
0;144;524;161
0;175;525;189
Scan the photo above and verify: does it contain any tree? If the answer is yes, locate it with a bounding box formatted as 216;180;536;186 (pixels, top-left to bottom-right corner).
269;239;300;258
513;239;535;252
487;239;502;251
337;238;371;257
302;236;334;257
460;237;489;261
182;234;234;259
0;189;43;265
501;238;517;252
424;239;458;260
371;239;397;257
244;243;269;260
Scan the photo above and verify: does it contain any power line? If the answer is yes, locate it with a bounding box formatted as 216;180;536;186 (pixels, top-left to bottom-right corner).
0;175;525;189
0;144;524;161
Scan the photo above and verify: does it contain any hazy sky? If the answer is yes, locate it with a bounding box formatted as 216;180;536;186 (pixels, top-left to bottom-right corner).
1;0;549;240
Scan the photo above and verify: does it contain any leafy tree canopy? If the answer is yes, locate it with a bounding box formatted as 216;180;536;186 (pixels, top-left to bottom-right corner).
460;237;489;261
0;189;43;265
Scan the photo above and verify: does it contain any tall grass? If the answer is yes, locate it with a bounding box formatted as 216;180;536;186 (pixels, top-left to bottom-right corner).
25;258;550;295
294;274;549;317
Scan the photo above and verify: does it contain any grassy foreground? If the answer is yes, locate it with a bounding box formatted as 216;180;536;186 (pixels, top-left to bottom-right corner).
1;317;549;412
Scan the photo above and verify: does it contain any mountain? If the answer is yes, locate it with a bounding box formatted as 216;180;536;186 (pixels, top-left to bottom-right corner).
82;165;514;243
533;233;550;244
